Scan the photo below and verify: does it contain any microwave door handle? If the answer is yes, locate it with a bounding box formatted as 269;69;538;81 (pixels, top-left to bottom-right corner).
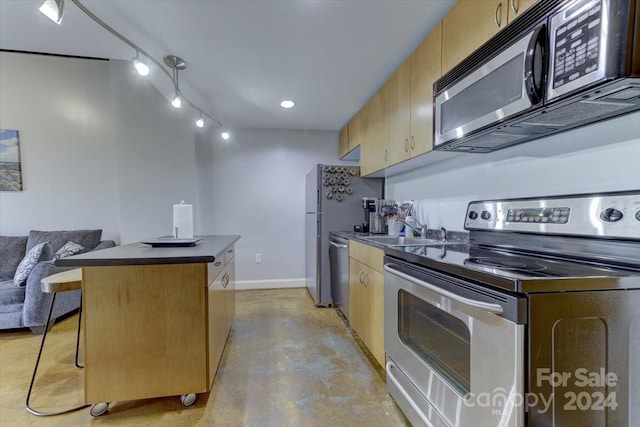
384;264;504;315
524;23;548;105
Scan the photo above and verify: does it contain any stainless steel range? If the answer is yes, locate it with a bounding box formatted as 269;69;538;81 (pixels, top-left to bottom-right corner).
383;191;640;427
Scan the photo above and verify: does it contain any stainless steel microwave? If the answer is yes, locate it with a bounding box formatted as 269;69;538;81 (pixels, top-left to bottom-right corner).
434;0;640;152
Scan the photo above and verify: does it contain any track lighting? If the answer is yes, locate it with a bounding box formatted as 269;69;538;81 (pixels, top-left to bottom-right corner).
43;1;227;134
132;53;149;76
39;0;65;24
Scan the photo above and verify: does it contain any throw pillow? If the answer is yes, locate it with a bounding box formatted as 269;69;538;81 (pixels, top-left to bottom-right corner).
14;242;53;287
54;241;85;259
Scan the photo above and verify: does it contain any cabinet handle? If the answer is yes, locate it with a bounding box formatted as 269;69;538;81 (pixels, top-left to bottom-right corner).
494;2;503;28
404;138;409;152
384;149;388;161
362;272;369;287
510;0;518;14
222;273;229;288
359;271;365;284
410;135;416;150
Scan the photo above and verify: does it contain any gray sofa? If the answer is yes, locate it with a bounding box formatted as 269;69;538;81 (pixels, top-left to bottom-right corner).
0;230;115;334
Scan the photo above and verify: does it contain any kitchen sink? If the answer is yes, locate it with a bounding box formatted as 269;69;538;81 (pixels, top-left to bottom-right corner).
362;236;444;247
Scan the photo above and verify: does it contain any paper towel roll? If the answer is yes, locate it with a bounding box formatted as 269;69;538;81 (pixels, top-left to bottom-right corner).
173;201;193;238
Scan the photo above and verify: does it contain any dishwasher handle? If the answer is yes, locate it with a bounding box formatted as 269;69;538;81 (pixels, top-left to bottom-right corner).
329;241;348;249
384;263;504;315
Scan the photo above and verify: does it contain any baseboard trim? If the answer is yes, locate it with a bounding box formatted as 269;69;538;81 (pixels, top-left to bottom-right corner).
235;278;306;290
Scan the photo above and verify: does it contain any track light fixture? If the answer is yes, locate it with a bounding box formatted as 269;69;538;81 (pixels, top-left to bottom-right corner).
39;0;65;24
40;0;229;137
132;52;149;76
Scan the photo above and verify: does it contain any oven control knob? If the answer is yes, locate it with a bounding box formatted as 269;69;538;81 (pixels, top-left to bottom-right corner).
468;211;478;220
600;208;623;223
481;210;491;220
635;210;640;222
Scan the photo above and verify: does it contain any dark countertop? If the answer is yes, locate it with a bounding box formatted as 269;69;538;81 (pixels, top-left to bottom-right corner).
55;235;241;267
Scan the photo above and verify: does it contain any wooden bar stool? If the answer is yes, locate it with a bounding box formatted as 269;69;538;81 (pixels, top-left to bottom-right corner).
25;268;89;416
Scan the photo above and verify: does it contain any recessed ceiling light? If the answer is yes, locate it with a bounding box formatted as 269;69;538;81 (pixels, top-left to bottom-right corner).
221;131;230;140
280;100;295;109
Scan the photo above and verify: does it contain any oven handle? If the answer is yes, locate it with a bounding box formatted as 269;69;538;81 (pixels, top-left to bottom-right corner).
386;361;434;427
384;264;504;315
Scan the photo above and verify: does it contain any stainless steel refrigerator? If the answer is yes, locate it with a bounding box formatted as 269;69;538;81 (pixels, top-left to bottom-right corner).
305;164;383;306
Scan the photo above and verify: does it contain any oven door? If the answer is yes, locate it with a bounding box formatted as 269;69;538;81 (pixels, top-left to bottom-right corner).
384;258;526;427
434;24;547;149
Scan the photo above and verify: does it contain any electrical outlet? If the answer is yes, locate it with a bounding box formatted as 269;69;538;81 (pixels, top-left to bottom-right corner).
255;253;262;263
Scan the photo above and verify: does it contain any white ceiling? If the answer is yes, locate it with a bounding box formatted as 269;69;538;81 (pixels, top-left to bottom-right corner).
0;0;455;131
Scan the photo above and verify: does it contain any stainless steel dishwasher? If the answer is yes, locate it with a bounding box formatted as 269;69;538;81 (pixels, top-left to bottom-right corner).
328;235;349;320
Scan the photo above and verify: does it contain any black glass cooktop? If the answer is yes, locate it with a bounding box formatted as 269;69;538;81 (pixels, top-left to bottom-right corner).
387;243;640;292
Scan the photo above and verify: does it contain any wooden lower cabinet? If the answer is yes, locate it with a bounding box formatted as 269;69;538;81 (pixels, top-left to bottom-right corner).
349;241;385;367
82;247;236;405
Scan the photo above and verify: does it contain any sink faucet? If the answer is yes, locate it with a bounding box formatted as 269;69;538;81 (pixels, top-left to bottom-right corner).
440;227;448;243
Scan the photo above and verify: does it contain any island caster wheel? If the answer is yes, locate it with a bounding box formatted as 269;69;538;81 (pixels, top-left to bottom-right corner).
180;393;196;407
90;402;109;417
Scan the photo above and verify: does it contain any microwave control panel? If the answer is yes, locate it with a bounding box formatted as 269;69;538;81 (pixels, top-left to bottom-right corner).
465;192;640;239
552;0;603;89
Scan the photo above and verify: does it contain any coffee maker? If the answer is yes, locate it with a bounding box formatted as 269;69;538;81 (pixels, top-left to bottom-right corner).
361;198;377;233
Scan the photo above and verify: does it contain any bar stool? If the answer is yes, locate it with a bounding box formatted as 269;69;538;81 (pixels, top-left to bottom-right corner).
25;268;89;416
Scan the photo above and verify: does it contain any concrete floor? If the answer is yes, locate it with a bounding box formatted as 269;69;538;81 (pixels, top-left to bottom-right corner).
0;288;409;426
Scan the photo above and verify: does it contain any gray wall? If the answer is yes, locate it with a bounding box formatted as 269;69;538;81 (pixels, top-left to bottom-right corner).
0;52;200;244
195;128;355;286
386;112;640;231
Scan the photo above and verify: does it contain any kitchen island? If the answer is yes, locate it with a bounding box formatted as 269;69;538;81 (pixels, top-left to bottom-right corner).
55;235;240;415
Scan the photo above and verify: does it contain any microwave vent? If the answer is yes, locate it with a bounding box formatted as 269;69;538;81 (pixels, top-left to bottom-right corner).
522;101;632;127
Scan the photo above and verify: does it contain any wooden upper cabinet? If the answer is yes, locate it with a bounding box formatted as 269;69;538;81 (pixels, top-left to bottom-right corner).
442;0;507;74
348;109;361;153
507;0;537;23
410;21;442;157
387;58;412;166
338;125;349;158
360;87;389;176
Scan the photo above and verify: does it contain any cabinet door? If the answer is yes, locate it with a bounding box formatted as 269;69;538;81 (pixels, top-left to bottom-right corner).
360;86;389;176
338;125;349;158
442;0;507;74
507;0;537;23
363;265;385;368
348;109;362;152
224;256;235;336
387;58;412;166
410;21;442;157
349;258;368;342
208;265;226;386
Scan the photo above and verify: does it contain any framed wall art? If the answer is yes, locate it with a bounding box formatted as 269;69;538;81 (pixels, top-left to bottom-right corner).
0;129;22;191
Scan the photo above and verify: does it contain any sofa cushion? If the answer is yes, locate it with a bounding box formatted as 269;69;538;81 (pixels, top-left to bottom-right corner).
14;242;52;287
27;230;102;254
0;279;25;305
0;236;28;281
54;241;86;259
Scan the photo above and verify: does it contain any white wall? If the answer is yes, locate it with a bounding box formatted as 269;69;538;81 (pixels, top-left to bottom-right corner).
194;128;356;286
0;52;200;244
386;112;640;231
0;52;120;240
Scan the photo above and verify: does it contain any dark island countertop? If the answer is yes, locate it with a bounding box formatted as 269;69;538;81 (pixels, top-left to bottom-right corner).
55;235;241;267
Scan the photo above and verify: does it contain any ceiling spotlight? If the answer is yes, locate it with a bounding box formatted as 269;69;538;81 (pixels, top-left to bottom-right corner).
195;116;204;128
164;55;187;110
280;100;296;109
221;131;230;140
39;0;64;24
132;54;150;76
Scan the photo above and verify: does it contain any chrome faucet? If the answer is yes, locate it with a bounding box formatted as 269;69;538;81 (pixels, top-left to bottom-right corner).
440;227;448;243
397;217;428;239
